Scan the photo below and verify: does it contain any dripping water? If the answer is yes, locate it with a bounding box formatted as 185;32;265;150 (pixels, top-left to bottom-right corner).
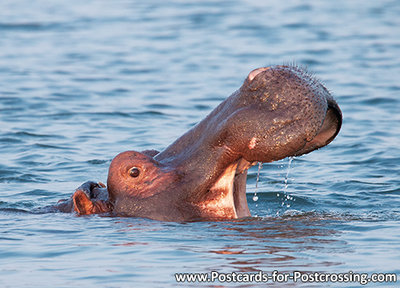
276;156;295;215
284;156;294;194
253;162;263;202
252;162;263;216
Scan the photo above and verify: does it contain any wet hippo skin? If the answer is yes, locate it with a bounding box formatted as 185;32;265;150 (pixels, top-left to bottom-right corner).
56;65;342;221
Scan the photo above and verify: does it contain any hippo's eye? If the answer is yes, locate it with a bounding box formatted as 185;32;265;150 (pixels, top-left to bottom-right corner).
129;167;140;178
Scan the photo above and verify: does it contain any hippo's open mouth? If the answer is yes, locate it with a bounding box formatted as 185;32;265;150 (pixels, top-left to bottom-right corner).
56;65;342;222
193;158;253;219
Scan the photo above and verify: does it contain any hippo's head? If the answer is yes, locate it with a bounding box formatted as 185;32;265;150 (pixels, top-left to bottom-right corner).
67;65;341;221
100;65;342;221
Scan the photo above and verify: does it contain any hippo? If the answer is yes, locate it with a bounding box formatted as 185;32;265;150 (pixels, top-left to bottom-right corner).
56;65;342;221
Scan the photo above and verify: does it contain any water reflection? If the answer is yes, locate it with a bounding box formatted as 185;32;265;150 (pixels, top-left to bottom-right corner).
191;215;347;273
109;212;349;277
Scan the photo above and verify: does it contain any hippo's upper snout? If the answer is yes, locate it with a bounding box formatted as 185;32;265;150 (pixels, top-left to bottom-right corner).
218;65;343;162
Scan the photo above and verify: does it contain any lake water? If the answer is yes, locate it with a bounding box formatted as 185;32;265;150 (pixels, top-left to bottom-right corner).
1;0;399;287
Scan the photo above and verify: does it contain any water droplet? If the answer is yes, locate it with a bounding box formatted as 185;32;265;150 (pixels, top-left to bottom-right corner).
279;157;296;211
253;162;263;205
255;162;263;189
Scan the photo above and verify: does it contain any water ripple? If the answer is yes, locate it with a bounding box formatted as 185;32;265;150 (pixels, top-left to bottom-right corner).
0;22;67;31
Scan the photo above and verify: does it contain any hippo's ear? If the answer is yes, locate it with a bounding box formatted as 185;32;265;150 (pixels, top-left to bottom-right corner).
72;189;95;215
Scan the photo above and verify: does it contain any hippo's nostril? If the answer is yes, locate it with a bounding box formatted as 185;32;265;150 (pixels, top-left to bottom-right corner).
247;67;270;82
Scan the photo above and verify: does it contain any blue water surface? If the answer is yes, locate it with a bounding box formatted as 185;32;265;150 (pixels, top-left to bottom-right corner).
1;0;399;287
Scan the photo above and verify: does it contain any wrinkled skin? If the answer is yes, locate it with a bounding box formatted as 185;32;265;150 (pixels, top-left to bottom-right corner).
56;65;342;221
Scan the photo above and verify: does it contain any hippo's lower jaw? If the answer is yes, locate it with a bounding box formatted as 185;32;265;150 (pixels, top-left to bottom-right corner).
57;65;342;222
189;158;253;220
